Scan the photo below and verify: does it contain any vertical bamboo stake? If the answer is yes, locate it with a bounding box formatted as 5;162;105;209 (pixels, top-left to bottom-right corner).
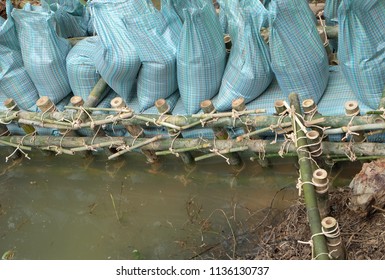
155;98;194;165
111;97;158;163
4;98;36;134
289;93;330;260
233;98;268;167
71;92;113;156
321;217;346;260
69;96;92;158
274;99;286;115
345;101;365;143
312;169;330;218
200;100;242;166
302;99;325;138
306;130;322;157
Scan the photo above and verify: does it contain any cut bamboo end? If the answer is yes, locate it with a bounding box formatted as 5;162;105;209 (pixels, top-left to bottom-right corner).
274;100;286;114
232;97;246;111
321;216;337;229
307;130;319;141
313;169;328;184
200;100;215;113
306;130;322;157
110;97;125;109
36;96;56;113
224;34;232;53
4;98;19;110
302;99;317;114
70;96;84;107
344;100;360;116
155;98;169;114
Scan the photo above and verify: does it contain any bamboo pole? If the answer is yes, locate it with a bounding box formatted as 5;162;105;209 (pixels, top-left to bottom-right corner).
1;109;382;132
110;97;158;163
200;100;242;166
302;99;326;138
344;101;365;143
321;217;346;260
155;98;194;165
2;136;385;158
289;93;330;260
312;169;330;219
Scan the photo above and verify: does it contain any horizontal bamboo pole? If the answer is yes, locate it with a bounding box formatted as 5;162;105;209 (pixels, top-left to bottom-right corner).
1;110;382;131
2;136;385;159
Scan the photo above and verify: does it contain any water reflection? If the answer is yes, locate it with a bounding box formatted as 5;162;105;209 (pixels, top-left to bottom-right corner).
0;151;301;259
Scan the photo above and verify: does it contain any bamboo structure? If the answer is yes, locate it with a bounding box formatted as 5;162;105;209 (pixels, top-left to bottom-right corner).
3;86;385;260
289;93;329;260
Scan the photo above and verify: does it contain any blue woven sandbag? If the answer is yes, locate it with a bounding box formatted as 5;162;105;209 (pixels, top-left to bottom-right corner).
269;0;329;104
90;0;151;104
124;0;181;111
0;0;39;111
11;2;72;105
66;36;109;100
49;0;88;39
324;0;341;52
177;0;226;114
338;0;385;109
215;1;273;111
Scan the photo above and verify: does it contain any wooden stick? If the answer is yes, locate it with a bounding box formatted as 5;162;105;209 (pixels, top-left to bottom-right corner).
108;135;164;160
155;143;212;156
194;146;249;162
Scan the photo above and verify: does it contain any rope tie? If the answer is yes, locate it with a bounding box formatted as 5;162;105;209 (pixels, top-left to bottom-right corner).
322;223;342;247
317;11;329;47
312;178;329;195
304;104;318;121
298;232;327;260
168;131;181;157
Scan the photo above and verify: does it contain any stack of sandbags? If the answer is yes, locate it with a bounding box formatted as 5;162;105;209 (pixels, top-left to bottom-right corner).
0;0;39;111
12;2;73;106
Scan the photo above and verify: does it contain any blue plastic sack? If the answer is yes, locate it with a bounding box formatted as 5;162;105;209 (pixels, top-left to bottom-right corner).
177;0;226;114
338;0;385;109
0;0;39;111
11;2;72;105
215;0;273;111
269;0;329;104
90;0;152;104
66;36;109;100
49;0;88;39
124;0;181;111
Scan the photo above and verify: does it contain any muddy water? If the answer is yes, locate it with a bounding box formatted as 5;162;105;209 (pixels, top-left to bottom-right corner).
0;150;311;260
